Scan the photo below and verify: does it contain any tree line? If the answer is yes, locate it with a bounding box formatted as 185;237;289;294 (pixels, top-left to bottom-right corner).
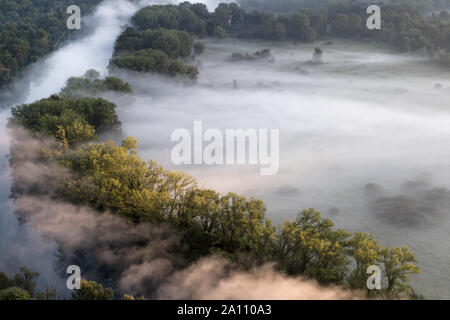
238;0;450;14
2;1;448;86
125;2;450;68
0;265;117;300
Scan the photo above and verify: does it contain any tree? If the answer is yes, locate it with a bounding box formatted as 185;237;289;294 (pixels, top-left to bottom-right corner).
287;13;309;41
11;266;40;297
59;72;132;98
276;209;351;284
72;279;114;300
214;193;276;260
10;96;120;145
36;287;57;300
193;41;205;56
313;47;323;62
0;0;103;88
333;14;350;35
84;69;101;80
347;233;383;291
381;246;420;297
0;272;11;290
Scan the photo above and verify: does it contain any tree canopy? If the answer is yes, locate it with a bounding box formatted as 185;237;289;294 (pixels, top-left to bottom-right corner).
59;69;132;98
0;0;102;87
127;2;450;66
10;95;120;146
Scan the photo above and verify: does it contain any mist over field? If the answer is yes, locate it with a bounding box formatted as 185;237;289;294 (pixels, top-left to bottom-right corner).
1;0;450;300
109;38;450;298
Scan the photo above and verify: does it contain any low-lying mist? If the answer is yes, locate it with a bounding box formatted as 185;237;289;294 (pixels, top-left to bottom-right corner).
106;38;450;298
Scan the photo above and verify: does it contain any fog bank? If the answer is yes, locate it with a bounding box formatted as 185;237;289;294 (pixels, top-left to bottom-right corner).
109;38;450;298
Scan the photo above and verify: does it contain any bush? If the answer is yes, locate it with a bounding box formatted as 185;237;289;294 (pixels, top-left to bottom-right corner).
0;287;33;300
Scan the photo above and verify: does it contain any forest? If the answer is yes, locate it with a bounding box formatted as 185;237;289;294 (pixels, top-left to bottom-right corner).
0;0;102;88
110;1;450;77
238;0;450;13
2;0;449;87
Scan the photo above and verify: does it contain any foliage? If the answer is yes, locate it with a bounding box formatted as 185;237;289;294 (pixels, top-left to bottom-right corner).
276;209;351;284
193;41;205;55
132;4;208;36
129;2;450;65
114;27;194;58
111;27;198;78
230;49;272;62
72;279;114;300
10;95;120;146
9;266;40;297
111;49;198;79
0;0;102;87
0;287;33;300
381;246;421;297
60;69;132;98
0;266;52;299
8;87;422;299
238;0;450;13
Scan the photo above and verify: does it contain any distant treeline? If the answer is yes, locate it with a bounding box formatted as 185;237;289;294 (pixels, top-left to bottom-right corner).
111;1;450;75
0;0;102;88
238;0;339;13
238;0;450;13
2;1;449;87
6;89;422;299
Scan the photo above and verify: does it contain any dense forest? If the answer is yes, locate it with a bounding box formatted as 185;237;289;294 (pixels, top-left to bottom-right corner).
0;0;101;88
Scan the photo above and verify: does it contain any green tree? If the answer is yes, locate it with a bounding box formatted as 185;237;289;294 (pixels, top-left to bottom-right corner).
381;246;420;297
0;272;11;290
11;266;40;297
72;279;114;300
347;232;383;290
0;287;33;300
193;41;205;55
276;209;351;284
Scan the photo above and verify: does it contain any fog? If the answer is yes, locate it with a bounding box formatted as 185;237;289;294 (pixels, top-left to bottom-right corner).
0;0;224;107
0;109;61;291
109;38;450;298
1;0;450;299
23;0;232;102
